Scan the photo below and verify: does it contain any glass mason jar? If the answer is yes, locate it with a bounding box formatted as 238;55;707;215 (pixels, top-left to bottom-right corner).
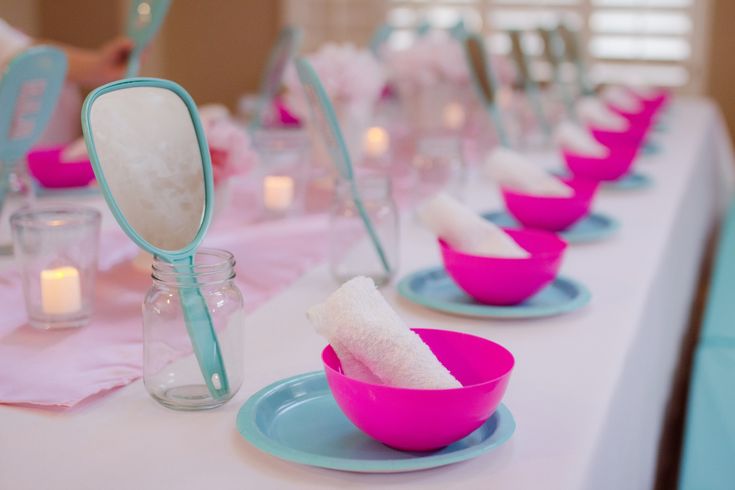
330;176;400;287
412;134;467;202
143;248;244;410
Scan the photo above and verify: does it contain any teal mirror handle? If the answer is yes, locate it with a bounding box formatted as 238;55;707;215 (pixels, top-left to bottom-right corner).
126;51;142;78
172;255;229;399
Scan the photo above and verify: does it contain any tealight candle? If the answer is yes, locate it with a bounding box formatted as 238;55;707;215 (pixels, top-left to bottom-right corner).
264;175;295;211
443;102;466;131
40;266;82;315
362;127;390;159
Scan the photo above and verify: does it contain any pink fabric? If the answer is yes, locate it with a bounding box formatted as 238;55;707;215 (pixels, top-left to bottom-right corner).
0;214;331;408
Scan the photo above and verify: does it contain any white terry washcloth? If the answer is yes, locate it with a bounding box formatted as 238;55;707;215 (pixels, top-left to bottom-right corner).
308;276;462;389
417;192;529;258
555;121;611;158
601;86;643;114
60;137;89;162
485;147;574;197
576;97;630;132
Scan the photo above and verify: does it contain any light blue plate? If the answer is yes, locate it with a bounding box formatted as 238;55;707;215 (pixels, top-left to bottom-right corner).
397;267;590;319
605;171;653;190
236;371;515;473
641;141;661;156
482;210;619;244
553;169;653;191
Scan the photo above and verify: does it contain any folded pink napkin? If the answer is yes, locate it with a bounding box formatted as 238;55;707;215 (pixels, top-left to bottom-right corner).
0;214;331;408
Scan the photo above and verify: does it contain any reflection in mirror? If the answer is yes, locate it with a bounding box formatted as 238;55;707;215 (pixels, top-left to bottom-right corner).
89;87;205;251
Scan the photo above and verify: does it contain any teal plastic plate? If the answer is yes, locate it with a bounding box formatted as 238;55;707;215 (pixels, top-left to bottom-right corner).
641;141;661;156
604;171;653;190
236;371;515;473
397;267;590;319
553;169;653;191
482;210;619;244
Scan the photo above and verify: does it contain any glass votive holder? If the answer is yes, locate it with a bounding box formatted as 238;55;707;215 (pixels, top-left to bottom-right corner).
10;205;101;330
143;248;244;411
330;175;400;287
412;134;467;202
251;128;308;219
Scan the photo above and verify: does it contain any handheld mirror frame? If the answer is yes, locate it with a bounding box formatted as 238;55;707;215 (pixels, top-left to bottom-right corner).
538;26;576;120
557;24;595;96
125;0;172;78
0;45;67;209
250;26;303;131
462;34;511;148
508;30;550;137
294;58;392;275
81;77;229;400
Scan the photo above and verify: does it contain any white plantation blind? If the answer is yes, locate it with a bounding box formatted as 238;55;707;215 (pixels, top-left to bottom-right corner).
282;0;711;93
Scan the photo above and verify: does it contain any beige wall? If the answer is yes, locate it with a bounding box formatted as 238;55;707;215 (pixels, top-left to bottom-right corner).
0;0;279;110
707;0;735;139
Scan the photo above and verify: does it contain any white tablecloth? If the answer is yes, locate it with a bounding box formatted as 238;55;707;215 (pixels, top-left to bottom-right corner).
1;98;732;490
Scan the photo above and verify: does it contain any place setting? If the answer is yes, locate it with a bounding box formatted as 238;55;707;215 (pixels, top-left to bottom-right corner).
0;3;728;489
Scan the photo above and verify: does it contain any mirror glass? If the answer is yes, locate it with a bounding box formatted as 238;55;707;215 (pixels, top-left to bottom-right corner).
88;86;205;252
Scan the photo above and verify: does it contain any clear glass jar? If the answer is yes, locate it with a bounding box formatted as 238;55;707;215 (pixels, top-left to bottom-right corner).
143;248;244;410
412;134;467;201
330;176;399;287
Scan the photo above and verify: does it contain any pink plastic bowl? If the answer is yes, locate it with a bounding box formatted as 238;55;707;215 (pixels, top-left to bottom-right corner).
26;147;95;188
563;145;637;182
502;178;599;232
590;125;647;151
439;228;567;306
322;328;515;451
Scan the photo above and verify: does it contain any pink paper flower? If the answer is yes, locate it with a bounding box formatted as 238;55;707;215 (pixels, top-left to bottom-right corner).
200;105;259;185
283;43;386;118
384;30;470;88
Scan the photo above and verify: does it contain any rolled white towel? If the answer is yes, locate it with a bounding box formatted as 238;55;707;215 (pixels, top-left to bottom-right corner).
417;192;529;258
308;276;462;389
601;86;643;114
485;147;573;197
60;137;89;162
555;121;610;158
576;97;630;132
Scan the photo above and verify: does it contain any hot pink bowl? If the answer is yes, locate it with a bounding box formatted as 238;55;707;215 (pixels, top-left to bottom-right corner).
563;145;637;182
608;103;655;129
322;328;514;451
590;125;647;151
502;178;599;232
27;147;95;188
440;228;567;306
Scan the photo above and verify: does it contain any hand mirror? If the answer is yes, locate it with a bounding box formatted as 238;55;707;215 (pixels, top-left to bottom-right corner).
250;26;302;131
81;77;228;399
0;46;67;207
463;34;510;147
294;58;391;274
508;30;550;136
125;0;172;77
538;27;576;120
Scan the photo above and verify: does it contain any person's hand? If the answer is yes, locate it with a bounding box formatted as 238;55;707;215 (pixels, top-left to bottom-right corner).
86;37;135;86
61;37;135;88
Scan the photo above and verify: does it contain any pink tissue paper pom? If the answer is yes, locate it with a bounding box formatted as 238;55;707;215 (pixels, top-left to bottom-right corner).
283;43;387;118
199;105;260;185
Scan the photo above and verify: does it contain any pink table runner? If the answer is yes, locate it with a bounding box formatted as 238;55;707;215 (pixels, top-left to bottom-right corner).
0;212;331;408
